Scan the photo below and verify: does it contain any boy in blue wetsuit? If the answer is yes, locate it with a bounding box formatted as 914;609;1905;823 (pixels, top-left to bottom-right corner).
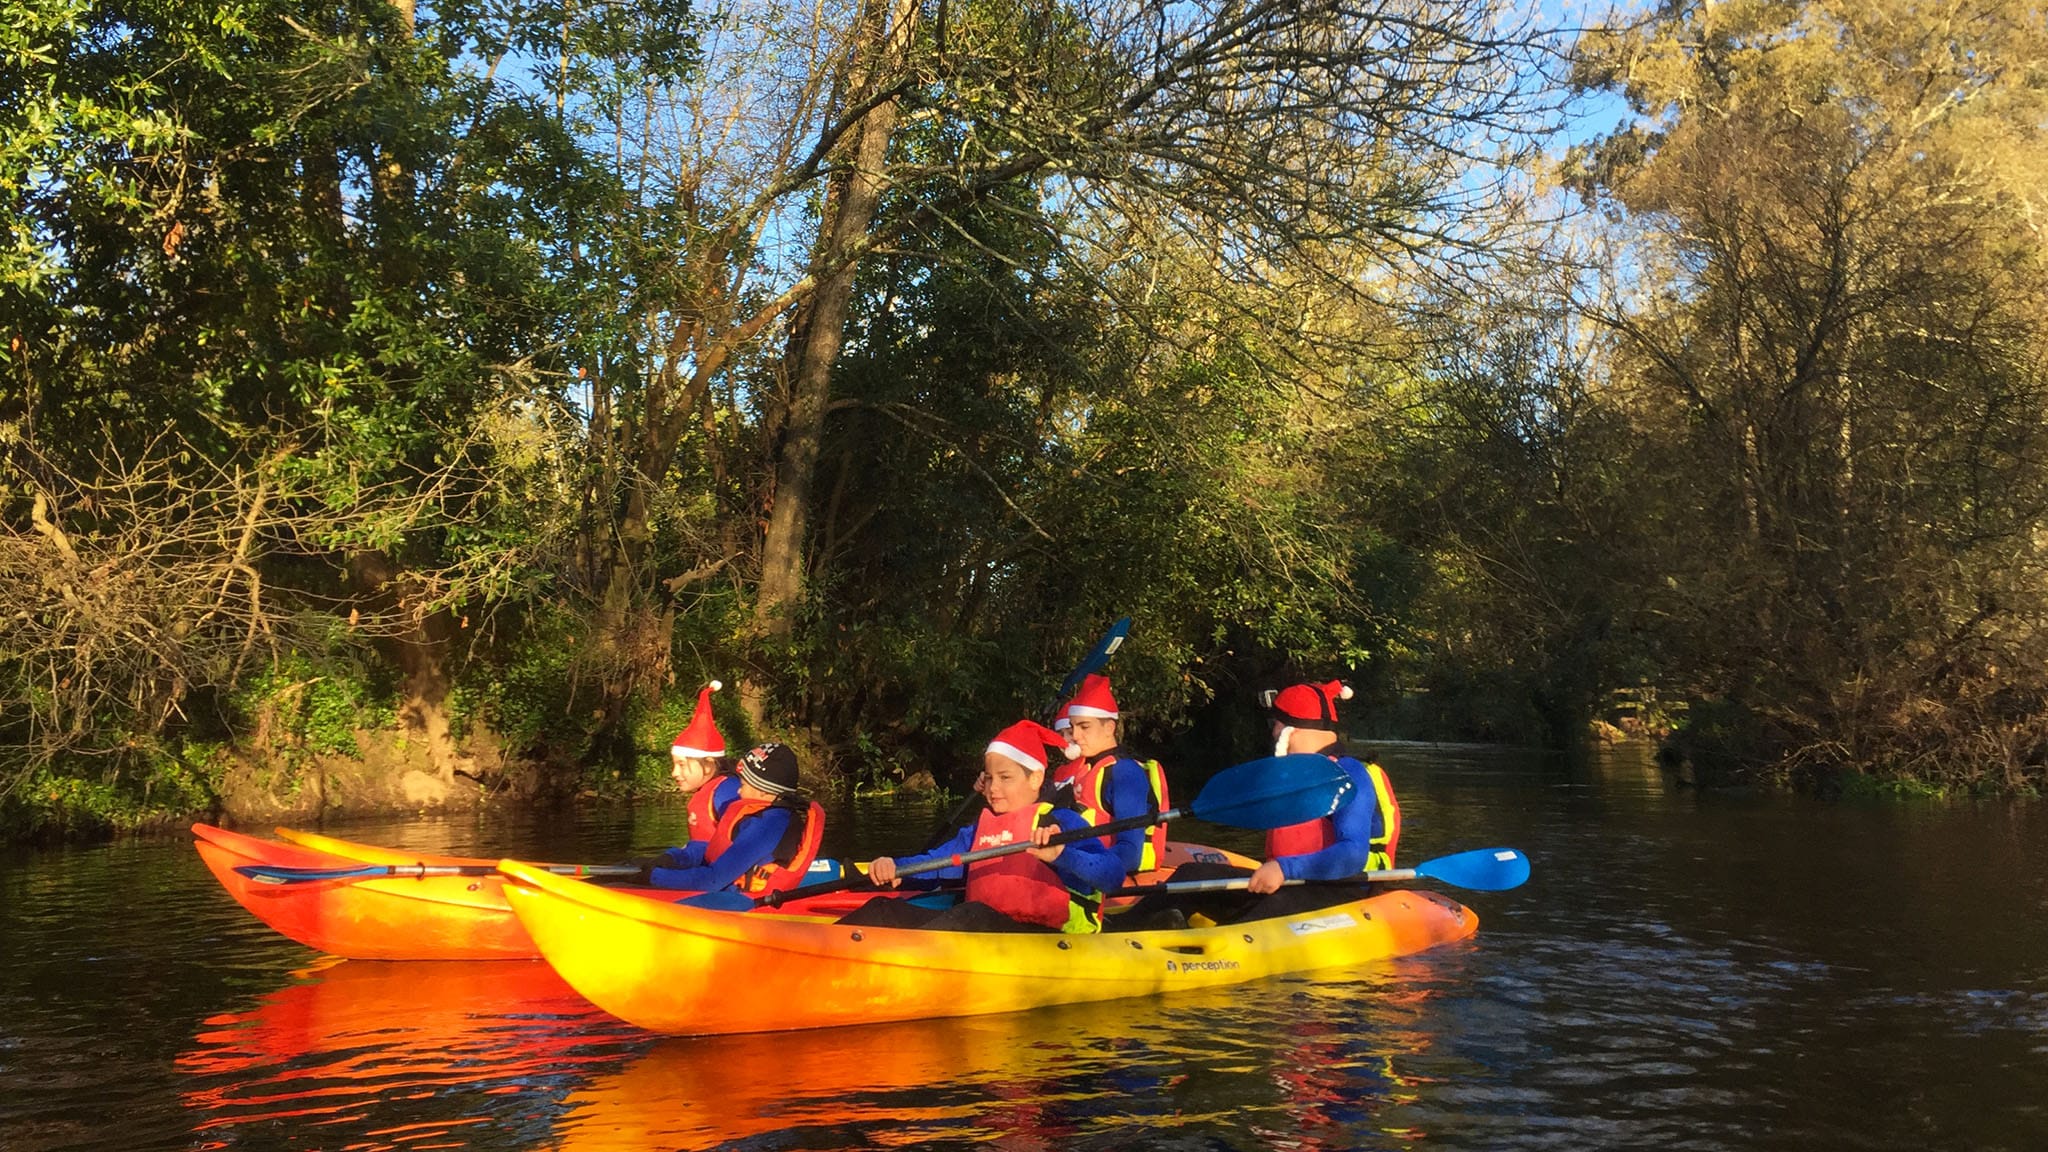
1252;679;1400;886
1124;680;1399;926
1054;674;1169;878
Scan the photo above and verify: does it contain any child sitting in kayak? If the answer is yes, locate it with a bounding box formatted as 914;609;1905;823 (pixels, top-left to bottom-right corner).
840;720;1124;933
1053;674;1170;878
669;681;740;844
1124;679;1397;926
647;742;826;895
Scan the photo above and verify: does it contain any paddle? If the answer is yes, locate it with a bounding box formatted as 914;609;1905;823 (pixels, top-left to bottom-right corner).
919;616;1133;850
683;752;1353;911
1056;616;1131;703
235;861;643;885
1096;847;1533;899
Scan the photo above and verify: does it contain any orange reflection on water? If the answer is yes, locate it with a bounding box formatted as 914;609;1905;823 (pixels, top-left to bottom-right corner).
551;1004;1115;1151
550;973;1445;1151
178;958;642;1149
179;957;1454;1149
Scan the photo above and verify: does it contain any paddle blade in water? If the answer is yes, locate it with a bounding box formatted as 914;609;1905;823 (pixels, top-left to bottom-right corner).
1414;847;1530;891
1185;754;1354;831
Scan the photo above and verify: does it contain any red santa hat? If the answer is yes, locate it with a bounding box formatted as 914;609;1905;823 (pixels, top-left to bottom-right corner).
1066;673;1119;721
987;719;1070;774
1268;680;1354;732
1051;700;1074;732
670;681;726;758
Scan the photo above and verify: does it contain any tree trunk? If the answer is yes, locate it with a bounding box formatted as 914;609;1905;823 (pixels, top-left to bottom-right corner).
348;551;459;785
753;0;921;649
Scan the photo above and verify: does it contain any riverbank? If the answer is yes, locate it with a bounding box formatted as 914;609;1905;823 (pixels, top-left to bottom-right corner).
0;718;914;844
6;714;2024;845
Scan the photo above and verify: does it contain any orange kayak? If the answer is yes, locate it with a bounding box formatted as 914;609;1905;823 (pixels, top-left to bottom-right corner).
499;858;1478;1036
193;823;596;960
194;824;1255;962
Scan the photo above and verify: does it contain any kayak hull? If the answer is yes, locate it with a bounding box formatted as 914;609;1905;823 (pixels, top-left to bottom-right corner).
499;858;1477;1036
195;824;1257;962
193;823;550;960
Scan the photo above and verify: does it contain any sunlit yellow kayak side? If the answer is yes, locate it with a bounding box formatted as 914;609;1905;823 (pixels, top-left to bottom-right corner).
498;858;1477;1036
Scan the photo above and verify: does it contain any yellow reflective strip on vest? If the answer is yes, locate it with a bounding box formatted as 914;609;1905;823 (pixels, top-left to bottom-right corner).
1138;758;1169;873
1365;763;1396;850
1038;801;1101;933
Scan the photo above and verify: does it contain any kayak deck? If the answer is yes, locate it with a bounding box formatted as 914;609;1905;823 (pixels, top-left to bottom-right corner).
499;858;1477;1035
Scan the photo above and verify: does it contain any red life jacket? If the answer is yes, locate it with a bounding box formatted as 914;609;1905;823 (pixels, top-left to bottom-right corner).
1064;750;1169;874
704;796;827;895
1265;758;1401;872
965;804;1088;930
686;773;736;843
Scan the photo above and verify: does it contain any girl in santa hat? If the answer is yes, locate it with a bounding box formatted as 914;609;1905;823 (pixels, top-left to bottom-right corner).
648;741;827;894
667;681;740;844
840;719;1125;933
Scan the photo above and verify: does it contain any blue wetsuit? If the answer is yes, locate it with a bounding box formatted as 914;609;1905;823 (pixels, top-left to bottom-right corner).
1274;757;1382;882
651;804;793;891
1089;754;1157;876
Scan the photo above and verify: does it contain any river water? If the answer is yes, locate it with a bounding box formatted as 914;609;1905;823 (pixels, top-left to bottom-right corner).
3;742;2043;1151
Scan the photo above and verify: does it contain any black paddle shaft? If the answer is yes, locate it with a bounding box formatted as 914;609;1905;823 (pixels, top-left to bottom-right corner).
761;804;1177;908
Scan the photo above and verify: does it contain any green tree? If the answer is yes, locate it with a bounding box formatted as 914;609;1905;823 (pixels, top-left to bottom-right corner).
0;0;701;825
1569;0;2048;788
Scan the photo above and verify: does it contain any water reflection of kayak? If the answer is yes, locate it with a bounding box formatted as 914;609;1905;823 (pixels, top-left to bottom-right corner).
176;958;641;1136
500;858;1479;1036
551;978;1450;1151
192;823;1252;962
551;1003;1102;1151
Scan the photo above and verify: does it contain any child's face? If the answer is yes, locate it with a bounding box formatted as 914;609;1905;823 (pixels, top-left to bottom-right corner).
671;754;717;791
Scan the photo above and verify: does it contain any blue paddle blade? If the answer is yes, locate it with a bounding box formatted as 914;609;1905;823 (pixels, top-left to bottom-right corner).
1414;847;1531;891
1185;754;1354;830
677;889;757;912
1059;617;1132;698
234;863;389;884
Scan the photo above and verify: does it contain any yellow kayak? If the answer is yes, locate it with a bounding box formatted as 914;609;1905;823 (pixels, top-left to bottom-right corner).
498;858;1477;1036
